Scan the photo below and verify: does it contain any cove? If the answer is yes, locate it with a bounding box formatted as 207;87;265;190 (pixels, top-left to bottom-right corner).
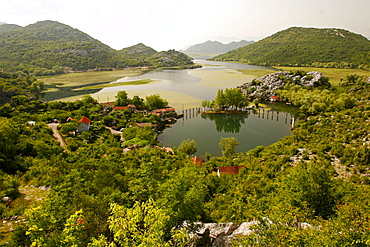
158;105;298;159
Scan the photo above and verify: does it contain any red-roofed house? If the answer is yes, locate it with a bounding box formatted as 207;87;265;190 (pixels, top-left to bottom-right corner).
270;96;279;102
217;166;244;177
113;105;136;111
191;156;204;166
153;108;175;114
78;117;91;132
66;117;74;122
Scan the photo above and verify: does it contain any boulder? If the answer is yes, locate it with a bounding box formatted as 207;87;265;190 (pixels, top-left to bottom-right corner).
195;223;238;247
367;77;370;84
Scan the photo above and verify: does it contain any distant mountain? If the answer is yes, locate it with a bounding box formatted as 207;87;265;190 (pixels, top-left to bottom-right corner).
211;27;370;70
0;23;22;33
0;20;194;74
184;40;254;54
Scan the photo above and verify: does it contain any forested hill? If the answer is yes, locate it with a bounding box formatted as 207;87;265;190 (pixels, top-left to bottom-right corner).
118;43;157;59
184;40;254;55
0;23;22;33
0;20;194;75
211;27;370;70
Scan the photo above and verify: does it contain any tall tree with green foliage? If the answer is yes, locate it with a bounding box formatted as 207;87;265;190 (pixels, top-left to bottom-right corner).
178;139;198;156
115;91;130;106
145;94;168;110
218;137;240;158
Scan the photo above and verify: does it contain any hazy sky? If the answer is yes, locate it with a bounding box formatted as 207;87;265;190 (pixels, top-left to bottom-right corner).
1;0;369;51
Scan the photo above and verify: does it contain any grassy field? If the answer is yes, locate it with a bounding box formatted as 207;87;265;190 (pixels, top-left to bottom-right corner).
40;69;146;87
77;79;156;90
237;69;278;78
39;69;147;101
274;66;370;86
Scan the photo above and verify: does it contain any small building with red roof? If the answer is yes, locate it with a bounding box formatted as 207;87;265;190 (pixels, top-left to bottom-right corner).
191;156;204;166
217;165;244;177
78;117;91;132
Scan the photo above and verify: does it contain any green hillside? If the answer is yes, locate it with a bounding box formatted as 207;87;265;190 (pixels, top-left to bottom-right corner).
118;43;157;59
0;21;121;73
212;27;370;70
0;21;194;75
0;23;22;33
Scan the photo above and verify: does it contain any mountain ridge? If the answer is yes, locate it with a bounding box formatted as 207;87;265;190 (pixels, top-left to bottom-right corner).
184;40;254;55
211;27;370;70
0;20;194;74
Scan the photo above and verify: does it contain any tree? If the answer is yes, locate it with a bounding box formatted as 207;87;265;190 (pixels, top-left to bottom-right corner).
108;199;171;247
81;95;96;105
0;118;19;171
145;94;168;110
131;95;145;109
218;137;240;158
214;89;227;109
122;126;158;146
59;122;77;135
115;91;130;106
224;88;247;110
178;139;197;155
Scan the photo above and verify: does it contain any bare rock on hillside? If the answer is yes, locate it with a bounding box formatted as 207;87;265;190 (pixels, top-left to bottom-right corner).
237;71;330;100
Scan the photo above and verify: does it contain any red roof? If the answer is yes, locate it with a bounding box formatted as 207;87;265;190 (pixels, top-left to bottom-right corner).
191;156;204;166
78;117;91;125
113;105;136;111
113;106;129;111
153;108;175;113
66;117;74;122
217;166;244;175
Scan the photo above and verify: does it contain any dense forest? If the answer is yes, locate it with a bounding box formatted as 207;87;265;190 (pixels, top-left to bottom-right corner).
0;65;369;246
0;21;195;75
211;27;370;70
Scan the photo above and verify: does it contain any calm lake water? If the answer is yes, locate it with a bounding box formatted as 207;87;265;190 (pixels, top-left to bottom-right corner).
100;59;294;157
158;106;297;159
98;59;276;102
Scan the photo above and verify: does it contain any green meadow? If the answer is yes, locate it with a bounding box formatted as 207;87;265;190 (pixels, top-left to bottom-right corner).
76;79;156;90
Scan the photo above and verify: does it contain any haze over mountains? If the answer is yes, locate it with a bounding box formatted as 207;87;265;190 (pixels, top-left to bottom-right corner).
183;40;255;55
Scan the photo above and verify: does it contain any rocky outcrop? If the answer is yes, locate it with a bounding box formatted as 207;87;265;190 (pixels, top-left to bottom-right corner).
367;77;370;84
237;71;330;100
187;222;258;246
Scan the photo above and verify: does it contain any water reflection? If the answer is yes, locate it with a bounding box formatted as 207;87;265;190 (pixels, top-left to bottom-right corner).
201;113;249;133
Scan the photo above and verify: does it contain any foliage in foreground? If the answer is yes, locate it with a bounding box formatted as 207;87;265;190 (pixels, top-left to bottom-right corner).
0;71;369;246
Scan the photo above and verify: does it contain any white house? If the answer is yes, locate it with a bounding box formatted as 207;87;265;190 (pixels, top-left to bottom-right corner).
78;117;91;132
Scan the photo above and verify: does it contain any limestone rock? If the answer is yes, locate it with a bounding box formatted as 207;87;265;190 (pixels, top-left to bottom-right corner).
237;71;329;100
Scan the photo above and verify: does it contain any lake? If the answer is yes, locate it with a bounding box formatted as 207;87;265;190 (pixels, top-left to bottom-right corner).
51;59;296;157
158;105;297;159
84;59;276;110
